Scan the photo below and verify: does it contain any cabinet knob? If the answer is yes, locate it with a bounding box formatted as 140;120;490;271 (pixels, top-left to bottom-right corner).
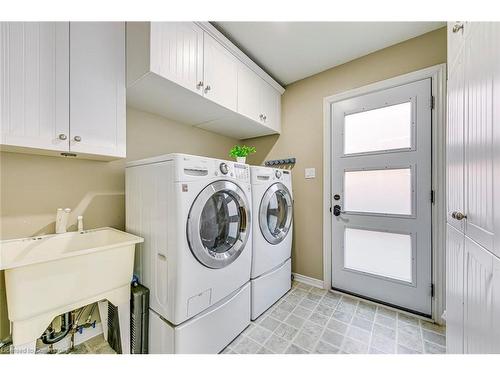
196;81;203;90
452;23;464;33
451;211;467;220
73;136;82;142
58;134;67;140
262;114;267;122
204;85;211;93
259;114;263;120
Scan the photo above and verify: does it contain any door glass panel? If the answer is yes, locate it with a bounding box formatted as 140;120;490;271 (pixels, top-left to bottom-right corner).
200;191;241;253
344;228;412;283
267;190;289;237
344;168;412;215
344;102;412;154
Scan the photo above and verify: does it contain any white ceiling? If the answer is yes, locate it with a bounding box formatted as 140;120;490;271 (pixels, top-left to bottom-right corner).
213;22;445;86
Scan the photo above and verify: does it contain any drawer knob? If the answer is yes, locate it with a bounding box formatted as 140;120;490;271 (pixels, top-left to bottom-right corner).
204;85;211;93
73;136;82;142
58;134;67;140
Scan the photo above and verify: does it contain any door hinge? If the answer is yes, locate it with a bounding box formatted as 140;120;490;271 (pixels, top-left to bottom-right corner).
431;190;435;204
430;95;435;110
430;283;435;297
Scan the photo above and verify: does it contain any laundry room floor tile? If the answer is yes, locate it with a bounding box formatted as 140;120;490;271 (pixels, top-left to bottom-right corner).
222;281;447;355
63;282;446;355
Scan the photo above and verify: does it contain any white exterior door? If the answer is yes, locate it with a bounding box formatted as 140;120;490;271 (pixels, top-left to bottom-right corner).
203;33;238;112
0;22;69;151
331;78;432;315
69;22;125;158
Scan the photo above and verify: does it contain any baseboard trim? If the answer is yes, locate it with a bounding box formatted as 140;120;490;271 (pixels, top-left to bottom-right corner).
292;273;324;289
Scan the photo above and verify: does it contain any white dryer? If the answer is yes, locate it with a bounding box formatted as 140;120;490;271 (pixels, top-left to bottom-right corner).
250;166;293;320
126;153;252;353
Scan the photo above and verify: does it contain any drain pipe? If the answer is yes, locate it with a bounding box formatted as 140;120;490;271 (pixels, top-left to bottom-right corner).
41;312;73;345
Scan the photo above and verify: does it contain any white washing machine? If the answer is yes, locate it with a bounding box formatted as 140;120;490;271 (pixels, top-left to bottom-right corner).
250;166;293;320
126;153;252;353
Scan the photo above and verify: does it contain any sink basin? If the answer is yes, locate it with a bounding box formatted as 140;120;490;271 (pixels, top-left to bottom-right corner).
0;227;143;351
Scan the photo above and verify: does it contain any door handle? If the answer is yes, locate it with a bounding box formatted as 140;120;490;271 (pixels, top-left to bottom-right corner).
333;205;342;217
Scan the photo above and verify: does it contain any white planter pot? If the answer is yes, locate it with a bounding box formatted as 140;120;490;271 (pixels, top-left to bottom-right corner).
236;157;246;164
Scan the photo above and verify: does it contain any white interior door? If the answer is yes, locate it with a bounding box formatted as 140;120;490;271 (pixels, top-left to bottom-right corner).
331;78;432;315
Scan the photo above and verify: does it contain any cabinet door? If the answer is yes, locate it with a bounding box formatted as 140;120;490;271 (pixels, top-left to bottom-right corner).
0;22;69;151
446;224;465;354
464;237;495;353
492;254;500;353
69;22;125;158
237;62;261;122
463;23;500;254
203;33;238;112
446;46;465;233
260;81;281;132
149;22;204;95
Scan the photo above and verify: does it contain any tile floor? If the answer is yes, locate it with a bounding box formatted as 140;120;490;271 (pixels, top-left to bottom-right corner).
222;281;446;354
2;281;445;355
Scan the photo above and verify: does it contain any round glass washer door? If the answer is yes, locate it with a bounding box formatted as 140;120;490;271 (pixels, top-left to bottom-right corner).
259;182;293;245
187;180;250;269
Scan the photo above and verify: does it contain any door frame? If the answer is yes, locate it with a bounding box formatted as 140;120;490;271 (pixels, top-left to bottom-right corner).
322;64;447;323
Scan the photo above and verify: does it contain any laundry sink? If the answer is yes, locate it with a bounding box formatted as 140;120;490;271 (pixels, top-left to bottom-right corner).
0;227;143;352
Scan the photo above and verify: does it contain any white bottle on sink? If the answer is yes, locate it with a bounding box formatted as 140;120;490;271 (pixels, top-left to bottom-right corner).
55;208;71;234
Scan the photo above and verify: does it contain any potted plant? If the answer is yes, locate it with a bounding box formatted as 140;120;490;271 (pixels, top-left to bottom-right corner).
229;145;256;164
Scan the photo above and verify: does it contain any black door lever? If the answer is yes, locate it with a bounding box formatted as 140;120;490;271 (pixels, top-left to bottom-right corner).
333;205;342;217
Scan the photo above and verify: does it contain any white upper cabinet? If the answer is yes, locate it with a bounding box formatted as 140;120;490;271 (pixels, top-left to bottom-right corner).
149;22;203;94
237;62;281;132
260;80;281;132
0;22;126;160
69;22;126;158
0;22;70;152
237;63;262;121
127;22;284;140
203;33;238;111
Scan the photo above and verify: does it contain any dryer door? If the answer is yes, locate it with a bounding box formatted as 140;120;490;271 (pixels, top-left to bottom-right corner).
259;182;293;245
187;180;250;269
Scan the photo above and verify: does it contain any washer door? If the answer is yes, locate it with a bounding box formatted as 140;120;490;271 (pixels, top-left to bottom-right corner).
259;182;293;245
187;180;250;269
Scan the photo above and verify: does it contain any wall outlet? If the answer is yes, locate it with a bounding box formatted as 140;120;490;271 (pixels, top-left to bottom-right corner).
305;168;316;179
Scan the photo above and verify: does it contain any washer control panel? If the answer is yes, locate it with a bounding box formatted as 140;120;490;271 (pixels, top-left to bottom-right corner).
234;163;250;181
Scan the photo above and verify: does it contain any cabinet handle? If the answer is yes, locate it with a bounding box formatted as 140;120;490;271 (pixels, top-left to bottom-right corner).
204;85;211;93
73;136;82;142
452;23;464;33
196;81;203;90
259;114;263;120
262;115;267;122
58;134;67;140
451;211;467;220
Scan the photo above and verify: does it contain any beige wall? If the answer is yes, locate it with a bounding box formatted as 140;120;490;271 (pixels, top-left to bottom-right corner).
244;27;447;280
0;107;238;339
